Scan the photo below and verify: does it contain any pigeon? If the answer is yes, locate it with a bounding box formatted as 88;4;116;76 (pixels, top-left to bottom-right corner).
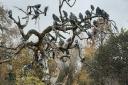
104;12;109;19
85;10;91;17
8;10;12;18
70;12;77;21
96;7;102;16
52;14;60;22
44;6;48;16
101;10;109;19
34;4;41;9
79;12;84;21
63;10;68;18
91;5;95;11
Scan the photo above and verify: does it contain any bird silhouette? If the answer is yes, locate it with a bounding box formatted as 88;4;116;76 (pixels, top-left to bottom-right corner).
44;6;48;16
63;10;68;19
85;10;91;17
8;10;12;18
96;7;102;16
104;13;109;19
79;12;84;21
34;4;41;9
70;12;77;20
101;10;109;19
52;14;60;22
91;5;95;11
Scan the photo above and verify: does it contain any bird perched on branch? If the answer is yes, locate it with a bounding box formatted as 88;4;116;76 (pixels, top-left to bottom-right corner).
44;6;48;16
63;10;68;19
69;12;77;25
91;5;95;11
70;12;77;21
52;14;61;22
101;10;109;19
96;7;102;16
34;4;41;10
85;10;91;17
79;12;84;21
8;10;12;18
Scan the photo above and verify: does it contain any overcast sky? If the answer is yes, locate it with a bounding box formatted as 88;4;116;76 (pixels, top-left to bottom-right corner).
1;0;128;44
1;0;128;31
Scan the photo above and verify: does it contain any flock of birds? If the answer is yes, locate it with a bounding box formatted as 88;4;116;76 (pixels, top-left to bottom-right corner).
52;5;109;23
8;4;110;45
52;5;109;40
8;4;48;20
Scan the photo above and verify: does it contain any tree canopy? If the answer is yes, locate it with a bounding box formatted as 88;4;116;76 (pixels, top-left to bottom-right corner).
89;29;128;85
0;0;122;85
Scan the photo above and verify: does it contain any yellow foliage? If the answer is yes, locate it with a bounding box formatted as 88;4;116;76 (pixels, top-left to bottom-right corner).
16;75;45;85
79;70;89;80
78;69;93;85
72;69;93;85
12;48;32;77
11;48;46;84
84;46;96;59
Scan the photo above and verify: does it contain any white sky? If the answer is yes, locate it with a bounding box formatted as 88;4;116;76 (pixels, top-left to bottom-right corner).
1;0;128;29
1;0;128;42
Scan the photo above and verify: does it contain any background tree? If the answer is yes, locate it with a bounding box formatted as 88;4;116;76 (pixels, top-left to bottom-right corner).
89;29;128;85
0;5;18;85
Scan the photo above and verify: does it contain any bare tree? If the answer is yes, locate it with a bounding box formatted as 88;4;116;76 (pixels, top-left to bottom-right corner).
0;0;118;84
